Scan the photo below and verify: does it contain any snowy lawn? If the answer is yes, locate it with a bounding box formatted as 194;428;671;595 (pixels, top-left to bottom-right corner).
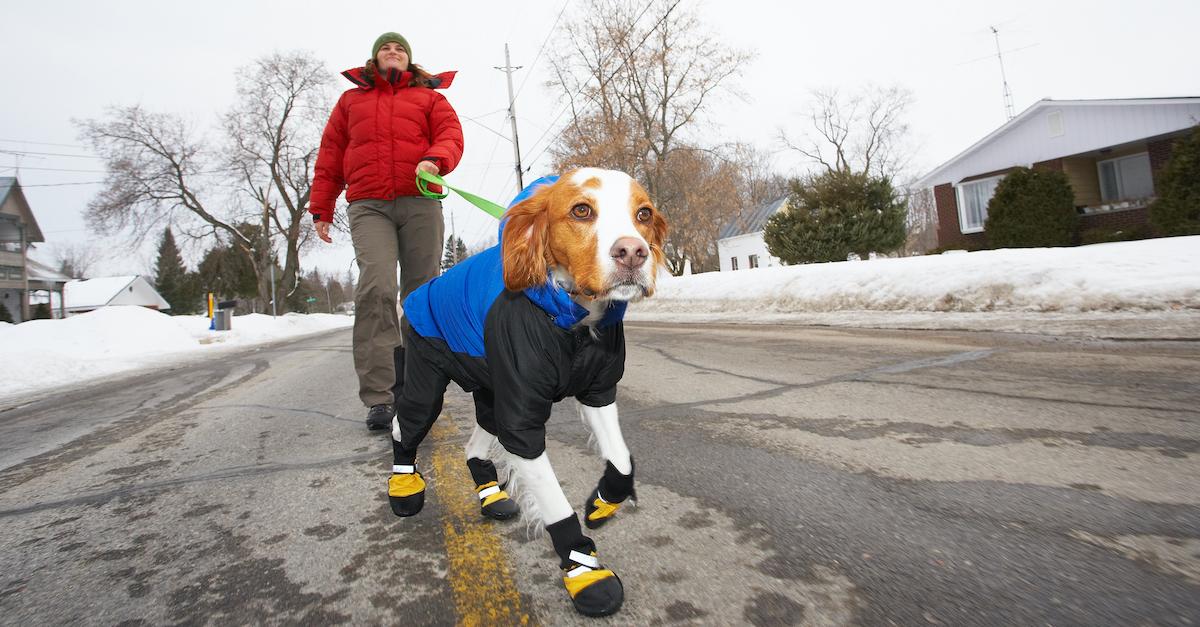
2;236;1197;405
0;307;352;404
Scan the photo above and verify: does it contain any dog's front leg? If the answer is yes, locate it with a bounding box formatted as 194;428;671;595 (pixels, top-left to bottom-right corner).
512;452;624;617
578;402;635;529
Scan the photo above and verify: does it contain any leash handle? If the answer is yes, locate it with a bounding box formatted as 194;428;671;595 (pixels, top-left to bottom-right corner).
417;170;507;219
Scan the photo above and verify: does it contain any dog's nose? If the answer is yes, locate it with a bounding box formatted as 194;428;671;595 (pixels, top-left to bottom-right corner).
610;237;648;269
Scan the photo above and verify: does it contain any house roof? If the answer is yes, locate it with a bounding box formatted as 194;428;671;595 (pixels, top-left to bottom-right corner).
914;97;1200;189
64;275;170;311
0;177;45;242
718;196;788;240
26;258;72;284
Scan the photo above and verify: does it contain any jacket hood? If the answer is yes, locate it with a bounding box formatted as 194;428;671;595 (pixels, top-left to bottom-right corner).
340;66;457;90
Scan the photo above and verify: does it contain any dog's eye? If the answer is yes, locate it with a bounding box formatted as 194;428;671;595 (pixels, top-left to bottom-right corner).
571;204;593;219
636;207;653;223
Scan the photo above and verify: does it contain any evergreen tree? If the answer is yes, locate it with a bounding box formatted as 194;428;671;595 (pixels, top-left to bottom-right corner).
984;167;1077;248
763;171;907;264
153;228;201;314
1149;126;1200;236
441;235;468;270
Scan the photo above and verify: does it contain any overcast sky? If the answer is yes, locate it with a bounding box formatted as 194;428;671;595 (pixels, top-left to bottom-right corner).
2;0;1196;278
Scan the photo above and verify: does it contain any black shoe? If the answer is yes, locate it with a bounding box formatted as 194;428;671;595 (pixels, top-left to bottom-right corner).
366;404;395;431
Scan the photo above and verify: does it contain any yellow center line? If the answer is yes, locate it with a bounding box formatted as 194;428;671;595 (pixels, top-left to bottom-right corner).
428;413;532;626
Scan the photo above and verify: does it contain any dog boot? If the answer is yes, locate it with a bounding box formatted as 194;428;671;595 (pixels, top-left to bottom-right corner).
466;457;519;520
548;515;624;617
476;481;520;520
388;464;425;517
584;459;635;530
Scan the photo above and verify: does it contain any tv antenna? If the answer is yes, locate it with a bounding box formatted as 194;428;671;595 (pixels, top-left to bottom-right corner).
991;25;1016;120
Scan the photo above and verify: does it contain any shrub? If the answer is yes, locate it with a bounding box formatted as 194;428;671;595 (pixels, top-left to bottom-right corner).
0;302;13;323
764;170;907;264
984;167;1077;248
1078;224;1154;246
1149;126;1200;236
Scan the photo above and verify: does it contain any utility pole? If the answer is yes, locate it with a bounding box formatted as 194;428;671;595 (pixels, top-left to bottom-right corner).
495;44;525;192
991;26;1016;121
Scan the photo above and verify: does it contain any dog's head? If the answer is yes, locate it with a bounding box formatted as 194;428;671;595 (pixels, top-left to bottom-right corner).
502;168;668;302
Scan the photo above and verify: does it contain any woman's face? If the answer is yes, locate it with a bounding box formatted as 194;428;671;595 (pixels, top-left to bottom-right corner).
376;42;409;72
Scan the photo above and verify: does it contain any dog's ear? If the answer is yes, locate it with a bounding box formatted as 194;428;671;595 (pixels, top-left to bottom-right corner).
502;189;551;291
648;206;669;267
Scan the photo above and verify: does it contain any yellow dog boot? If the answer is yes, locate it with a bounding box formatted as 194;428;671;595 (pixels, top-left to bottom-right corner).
547;515;624;617
584;459;635;530
476;481;520;520
388;464;425;517
562;549;623;617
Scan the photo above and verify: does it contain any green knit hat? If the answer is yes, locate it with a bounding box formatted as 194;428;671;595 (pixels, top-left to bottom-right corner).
372;32;411;62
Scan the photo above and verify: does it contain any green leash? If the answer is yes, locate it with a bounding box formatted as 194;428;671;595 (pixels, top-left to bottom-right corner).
416;170;507;219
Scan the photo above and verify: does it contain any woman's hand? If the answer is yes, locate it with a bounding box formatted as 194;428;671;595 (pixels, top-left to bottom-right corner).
315;220;332;243
416;160;440;176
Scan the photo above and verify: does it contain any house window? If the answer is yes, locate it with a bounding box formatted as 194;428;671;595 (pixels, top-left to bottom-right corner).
955;175;1003;233
1098;152;1154;202
730;257;739;271
1;265;22;280
748;254;759;269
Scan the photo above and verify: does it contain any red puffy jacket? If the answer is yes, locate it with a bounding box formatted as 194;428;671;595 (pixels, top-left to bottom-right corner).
309;67;464;222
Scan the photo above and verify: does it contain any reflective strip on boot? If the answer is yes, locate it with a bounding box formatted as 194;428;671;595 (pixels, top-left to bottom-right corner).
389;473;425;498
562;551;614;598
476;481;511;507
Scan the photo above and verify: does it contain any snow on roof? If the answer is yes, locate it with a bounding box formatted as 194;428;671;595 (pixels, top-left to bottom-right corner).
64;276;141;309
26;257;72;283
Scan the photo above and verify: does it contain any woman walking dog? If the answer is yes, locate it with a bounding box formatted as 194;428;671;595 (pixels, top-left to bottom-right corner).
309;32;464;430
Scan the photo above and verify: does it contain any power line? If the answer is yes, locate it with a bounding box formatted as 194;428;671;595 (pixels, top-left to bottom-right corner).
513;0;570;102
0;138;86;149
523;0;675;170
18;180;107;187
0;148;103;160
3;165;109;173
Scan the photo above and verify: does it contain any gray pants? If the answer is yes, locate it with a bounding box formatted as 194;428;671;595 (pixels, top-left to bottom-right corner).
349;197;444;407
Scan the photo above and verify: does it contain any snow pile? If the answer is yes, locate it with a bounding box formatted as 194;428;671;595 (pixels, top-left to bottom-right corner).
0;306;352;401
636;237;1200;315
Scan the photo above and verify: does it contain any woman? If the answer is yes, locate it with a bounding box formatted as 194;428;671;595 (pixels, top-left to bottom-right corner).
310;32;464;430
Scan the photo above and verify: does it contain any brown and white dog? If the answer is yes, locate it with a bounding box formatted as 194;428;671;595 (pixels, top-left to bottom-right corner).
388;168;668;617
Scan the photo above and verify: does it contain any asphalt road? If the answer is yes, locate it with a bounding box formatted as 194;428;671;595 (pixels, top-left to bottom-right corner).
0;323;1197;626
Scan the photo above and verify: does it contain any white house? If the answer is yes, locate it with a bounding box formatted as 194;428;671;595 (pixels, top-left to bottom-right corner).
64;276;171;315
716;197;788;272
914;97;1200;250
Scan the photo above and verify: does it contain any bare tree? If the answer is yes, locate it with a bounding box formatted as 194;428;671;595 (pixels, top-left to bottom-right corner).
77;50;332;312
52;241;101;279
780;85;914;179
548;0;753;274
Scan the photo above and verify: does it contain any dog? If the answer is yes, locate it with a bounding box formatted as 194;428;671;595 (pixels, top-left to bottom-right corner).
386;168;667;617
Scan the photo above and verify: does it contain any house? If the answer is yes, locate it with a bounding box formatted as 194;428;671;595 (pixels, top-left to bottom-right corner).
0;177;60;323
915;97;1200;250
716;196;788;272
64;275;171;315
26;258;72;319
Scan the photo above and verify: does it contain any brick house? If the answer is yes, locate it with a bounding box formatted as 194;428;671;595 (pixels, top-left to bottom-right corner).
914;97;1200;250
